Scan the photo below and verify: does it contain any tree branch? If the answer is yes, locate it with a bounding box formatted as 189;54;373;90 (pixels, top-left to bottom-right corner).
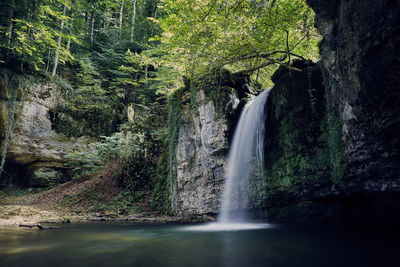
221;50;306;66
234;56;303;75
285;30;291;65
201;0;217;21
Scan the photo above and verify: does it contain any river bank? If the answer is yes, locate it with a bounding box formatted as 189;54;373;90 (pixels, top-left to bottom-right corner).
0;203;212;227
0;173;213;227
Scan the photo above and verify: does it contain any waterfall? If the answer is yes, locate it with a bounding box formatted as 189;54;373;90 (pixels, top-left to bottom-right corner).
218;89;271;223
184;89;271;231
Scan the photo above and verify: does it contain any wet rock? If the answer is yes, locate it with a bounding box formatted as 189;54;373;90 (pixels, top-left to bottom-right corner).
173;89;235;215
172;72;252;216
306;0;400;182
261;0;400;225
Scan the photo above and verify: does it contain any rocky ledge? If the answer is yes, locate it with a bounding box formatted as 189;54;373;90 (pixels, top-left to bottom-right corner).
0;74;94;188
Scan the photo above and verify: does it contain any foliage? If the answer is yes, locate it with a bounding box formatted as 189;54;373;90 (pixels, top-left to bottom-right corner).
164;87;185;211
152;0;320;89
0;0;160;73
59;187;142;215
0;0;75;72
150;146;169;213
116;99;168;191
67;133;132;180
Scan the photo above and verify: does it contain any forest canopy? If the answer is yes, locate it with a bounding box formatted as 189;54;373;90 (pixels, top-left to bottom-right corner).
0;0;320;91
156;0;319;86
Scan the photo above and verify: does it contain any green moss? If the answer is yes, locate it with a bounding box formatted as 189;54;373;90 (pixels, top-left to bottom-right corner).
263;114;326;187
190;68;237;116
156;75;228;213
150;147;170;214
326;103;345;184
49;105;116;138
33;170;58;179
165;87;185;213
255;66;345;208
321;66;345;184
261;110;343;192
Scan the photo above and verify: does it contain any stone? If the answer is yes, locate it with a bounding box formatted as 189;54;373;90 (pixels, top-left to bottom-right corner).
172;78;244;216
0;78;95;188
258;0;400;224
306;0;400;187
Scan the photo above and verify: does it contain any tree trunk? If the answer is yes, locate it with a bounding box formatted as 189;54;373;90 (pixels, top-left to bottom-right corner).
46;49;51;73
145;65;148;83
130;0;137;43
7;0;16;47
52;5;67;77
90;12;95;43
141;0;147;16
285;30;291;66
150;1;158;36
66;18;73;50
119;0;125;39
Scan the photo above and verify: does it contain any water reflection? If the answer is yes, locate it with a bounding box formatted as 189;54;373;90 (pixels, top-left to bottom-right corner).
182;222;272;231
0;222;398;267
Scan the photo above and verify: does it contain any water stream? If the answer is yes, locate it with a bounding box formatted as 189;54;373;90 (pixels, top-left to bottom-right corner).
187;89;271;232
218;89;271;223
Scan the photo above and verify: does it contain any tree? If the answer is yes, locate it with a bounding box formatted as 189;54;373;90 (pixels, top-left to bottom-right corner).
52;4;68;76
119;0;125;39
6;0;16;48
154;0;320;87
130;0;137;42
0;0;75;73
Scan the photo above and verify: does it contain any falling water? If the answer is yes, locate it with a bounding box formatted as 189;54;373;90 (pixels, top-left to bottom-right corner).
183;89;271;231
218;89;271;223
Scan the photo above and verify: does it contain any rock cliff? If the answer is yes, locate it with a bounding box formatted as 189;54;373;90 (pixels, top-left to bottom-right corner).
258;0;400;225
306;0;400;188
0;73;94;188
169;72;255;215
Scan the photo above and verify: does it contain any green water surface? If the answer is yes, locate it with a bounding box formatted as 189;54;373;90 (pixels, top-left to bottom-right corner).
0;222;397;267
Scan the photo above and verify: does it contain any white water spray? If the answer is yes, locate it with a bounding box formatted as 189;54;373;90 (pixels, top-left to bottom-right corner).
218;89;271;223
183;89;272;231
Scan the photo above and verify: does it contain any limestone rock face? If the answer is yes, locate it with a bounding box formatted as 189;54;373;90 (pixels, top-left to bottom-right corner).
0;79;94;188
306;0;400;190
173;88;240;216
7;101;91;165
257;0;400;225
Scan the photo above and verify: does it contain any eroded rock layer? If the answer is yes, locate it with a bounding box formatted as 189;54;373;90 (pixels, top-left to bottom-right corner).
0;76;94;188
